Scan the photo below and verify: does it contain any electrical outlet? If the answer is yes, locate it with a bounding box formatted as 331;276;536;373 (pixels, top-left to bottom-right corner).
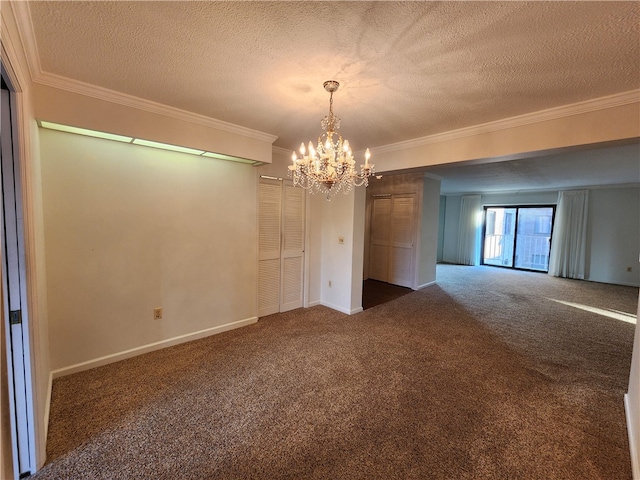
328;280;332;288
154;307;162;319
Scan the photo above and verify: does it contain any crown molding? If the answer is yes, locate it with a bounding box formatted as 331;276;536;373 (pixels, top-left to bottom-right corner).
272;146;292;157
10;1;637;152
10;1;277;144
373;89;640;155
1;15;24;91
8;1;41;83
34;71;278;143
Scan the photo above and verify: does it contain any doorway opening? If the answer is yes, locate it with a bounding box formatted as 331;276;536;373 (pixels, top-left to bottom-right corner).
482;206;555;272
362;279;412;310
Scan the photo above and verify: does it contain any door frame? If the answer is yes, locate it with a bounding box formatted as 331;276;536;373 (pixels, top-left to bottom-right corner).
0;62;37;478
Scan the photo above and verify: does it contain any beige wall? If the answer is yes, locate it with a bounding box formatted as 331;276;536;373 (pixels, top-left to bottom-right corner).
40;129;259;372
417;176;441;288
320;189;365;314
372;100;639;173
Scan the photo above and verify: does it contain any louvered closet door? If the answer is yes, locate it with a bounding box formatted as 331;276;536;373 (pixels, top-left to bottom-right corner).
280;183;305;312
389;194;416;288
369;196;392;282
258;179;305;317
258;179;282;317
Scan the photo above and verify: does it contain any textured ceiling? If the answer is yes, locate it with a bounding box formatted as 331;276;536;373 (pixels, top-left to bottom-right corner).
25;1;640;191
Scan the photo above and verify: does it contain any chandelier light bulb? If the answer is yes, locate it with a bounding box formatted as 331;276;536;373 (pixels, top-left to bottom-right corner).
288;80;375;200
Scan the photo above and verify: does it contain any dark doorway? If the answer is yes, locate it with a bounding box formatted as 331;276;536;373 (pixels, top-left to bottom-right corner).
362;279;412;310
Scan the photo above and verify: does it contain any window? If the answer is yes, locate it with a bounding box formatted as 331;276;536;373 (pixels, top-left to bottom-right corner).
482;206;555;272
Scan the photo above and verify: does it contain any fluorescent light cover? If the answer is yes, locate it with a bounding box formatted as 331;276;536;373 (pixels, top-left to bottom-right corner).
38;121;263;165
39;121;133;143
201;151;258;165
132;138;205;156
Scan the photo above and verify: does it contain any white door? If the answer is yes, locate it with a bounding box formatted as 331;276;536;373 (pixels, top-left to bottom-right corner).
280;183;305;312
1;79;33;478
258;179;305;317
368;193;416;288
258;179;282;317
369;196;391;282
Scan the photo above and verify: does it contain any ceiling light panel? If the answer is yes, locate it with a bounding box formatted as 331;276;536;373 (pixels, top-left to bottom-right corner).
39;121;133;143
131;138;205;155
38;120;262;165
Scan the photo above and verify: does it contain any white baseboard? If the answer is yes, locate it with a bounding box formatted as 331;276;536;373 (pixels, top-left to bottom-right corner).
625;393;640;479
321;301;362;315
415;281;436;290
307;300;321;307
51;316;258;379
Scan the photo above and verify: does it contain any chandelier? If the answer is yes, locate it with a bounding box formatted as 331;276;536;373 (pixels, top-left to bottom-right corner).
289;80;374;199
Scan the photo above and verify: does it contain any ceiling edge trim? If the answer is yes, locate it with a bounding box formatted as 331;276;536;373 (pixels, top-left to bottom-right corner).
1;14;27;92
272;146;291;156
373;90;640;155
11;1;278;145
8;1;41;85
33;72;279;143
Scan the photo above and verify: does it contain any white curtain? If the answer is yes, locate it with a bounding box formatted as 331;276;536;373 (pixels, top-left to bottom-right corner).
456;195;482;265
548;190;589;279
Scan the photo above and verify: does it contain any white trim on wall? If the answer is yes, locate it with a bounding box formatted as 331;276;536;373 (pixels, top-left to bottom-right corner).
50;316;258;379
13;3;639;166
321;301;363;316
10;2;278;145
372;90;640;156
34;73;278;143
415;281;436;290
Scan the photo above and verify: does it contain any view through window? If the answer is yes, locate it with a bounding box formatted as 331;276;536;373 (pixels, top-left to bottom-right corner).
483;206;555;272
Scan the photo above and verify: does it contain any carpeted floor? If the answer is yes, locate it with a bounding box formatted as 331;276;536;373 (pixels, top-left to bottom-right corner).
34;265;638;479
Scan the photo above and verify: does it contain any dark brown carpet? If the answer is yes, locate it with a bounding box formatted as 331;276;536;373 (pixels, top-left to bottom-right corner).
34;265;638;479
